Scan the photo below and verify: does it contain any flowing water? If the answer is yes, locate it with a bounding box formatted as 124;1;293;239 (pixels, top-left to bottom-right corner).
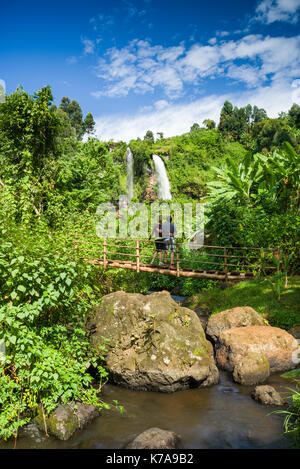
2;294;295;449
126;147;134;204
153;155;172;200
3;371;295;449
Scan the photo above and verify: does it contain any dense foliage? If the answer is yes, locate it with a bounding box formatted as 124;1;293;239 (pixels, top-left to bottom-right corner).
0;85;299;445
0;227;118;441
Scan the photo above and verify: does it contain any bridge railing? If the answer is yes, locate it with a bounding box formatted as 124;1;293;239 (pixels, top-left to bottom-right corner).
67;233;278;279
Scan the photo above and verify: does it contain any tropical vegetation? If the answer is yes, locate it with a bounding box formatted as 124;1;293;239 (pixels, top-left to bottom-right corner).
0;85;299;445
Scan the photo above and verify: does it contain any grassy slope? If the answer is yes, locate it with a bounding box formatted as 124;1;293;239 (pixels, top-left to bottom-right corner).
185;275;300;330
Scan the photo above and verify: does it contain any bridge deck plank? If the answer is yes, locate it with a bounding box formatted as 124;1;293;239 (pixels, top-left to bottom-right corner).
82;258;254;281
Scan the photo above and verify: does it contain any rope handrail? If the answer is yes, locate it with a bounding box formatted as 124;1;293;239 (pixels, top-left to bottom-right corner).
57;232;277;251
69;233;278;280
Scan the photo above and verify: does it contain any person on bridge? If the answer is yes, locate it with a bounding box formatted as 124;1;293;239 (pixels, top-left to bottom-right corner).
161;216;177;269
149;215;166;265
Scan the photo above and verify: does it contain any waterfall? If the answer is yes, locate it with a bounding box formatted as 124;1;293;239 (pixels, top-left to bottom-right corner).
153;155;172;200
126;147;134;203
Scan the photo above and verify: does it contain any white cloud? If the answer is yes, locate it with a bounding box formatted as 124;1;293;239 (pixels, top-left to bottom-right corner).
208;37;217;45
94;95;224;142
216;30;230;37
180;44;221;77
0;78;5;103
93;79;300;142
93;40;185;98
226;64;266;87
81;38;96;55
157;46;185;62
255;0;300;24
91;34;300;99
154;100;169;110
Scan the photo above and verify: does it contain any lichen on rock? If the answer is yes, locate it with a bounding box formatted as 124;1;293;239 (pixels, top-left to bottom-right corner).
206;306;267;343
251;385;286;406
126;427;181;449
215;325;298;380
232;353;270;386
87;290;219;392
34;402;100;441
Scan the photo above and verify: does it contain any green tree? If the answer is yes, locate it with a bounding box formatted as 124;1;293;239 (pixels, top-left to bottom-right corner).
219;102;268;141
129;139;153;177
57;108;76;139
0;85;61;175
84;112;96;135
219;101;242;140
251;119;297;152
252;105;268;124
190;123;200;132
59;97;85;140
288;103;300;129
0;86;63;221
203;119;216;130
144;130;154;143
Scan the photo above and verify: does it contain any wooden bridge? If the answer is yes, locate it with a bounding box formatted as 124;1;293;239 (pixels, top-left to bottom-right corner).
70;233;277;281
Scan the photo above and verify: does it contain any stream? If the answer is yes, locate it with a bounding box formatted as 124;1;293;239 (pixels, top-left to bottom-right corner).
1;293;296;450
2;370;294;449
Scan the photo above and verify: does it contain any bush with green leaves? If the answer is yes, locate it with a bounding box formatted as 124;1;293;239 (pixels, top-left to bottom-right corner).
207;200;300;265
206;142;300;270
0;226;123;441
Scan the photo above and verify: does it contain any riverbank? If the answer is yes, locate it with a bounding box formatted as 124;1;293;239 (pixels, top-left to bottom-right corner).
183;276;300;331
0;370;295;449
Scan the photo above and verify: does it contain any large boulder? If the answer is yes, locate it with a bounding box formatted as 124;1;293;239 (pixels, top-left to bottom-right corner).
34;402;100;440
87;290;219;392
216;326;299;377
232;353;270;385
251;385;285;406
206;306;267;342
126;428;181;449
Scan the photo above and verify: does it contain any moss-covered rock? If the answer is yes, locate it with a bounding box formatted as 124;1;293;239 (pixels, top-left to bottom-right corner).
126;427;181;449
251;385;286;406
206;306;267;342
216;325;298;376
34;402;100;440
87;290;219;392
232;353;270;385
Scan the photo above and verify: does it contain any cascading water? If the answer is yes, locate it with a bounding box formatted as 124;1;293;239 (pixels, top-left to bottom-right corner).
126;147;134;204
153;154;172;200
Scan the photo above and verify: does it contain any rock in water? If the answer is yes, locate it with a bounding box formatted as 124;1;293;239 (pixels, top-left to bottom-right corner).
34;402;100;440
126;427;181;449
251;385;285;406
232;353;270;385
88;290;219;392
206;306;267;342
216;325;299;379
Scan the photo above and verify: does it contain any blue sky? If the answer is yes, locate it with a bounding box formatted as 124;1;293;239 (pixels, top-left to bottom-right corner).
1;0;300;141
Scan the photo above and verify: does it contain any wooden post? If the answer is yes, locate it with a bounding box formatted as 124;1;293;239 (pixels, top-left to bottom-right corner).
224;247;228;282
136;239;140;273
103;237;107;269
176;244;180;277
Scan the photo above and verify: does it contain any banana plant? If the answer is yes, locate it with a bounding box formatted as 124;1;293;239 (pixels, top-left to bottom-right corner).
256;142;300;209
208;142;300;209
207;153;265;204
